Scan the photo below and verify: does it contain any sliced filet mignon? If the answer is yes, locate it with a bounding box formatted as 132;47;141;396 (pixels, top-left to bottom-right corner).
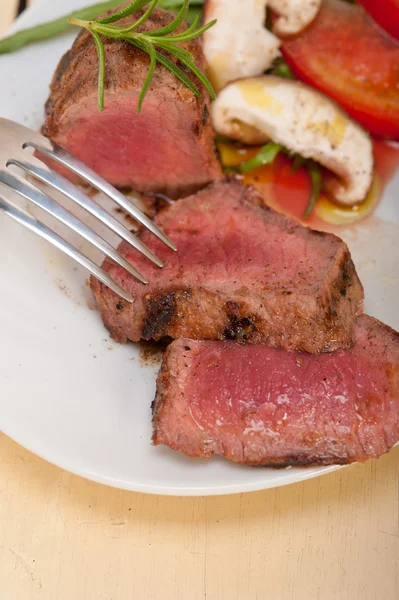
152;315;399;466
42;5;221;198
90;179;363;353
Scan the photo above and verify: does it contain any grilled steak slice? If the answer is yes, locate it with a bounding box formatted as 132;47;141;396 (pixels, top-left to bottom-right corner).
41;5;221;198
152;315;399;466
91;179;363;353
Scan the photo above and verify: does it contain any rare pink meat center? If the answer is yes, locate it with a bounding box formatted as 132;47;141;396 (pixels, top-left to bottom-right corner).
152;315;399;465
59;96;208;189
126;200;328;289
186;343;389;442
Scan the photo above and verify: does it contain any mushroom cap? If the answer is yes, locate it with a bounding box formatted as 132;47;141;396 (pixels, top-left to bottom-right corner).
269;0;321;36
202;0;281;92
212;76;373;205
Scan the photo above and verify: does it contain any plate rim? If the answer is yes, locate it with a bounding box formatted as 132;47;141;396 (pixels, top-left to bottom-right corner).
1;423;345;495
0;0;395;496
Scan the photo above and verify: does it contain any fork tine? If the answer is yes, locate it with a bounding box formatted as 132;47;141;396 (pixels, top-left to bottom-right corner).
0;195;134;302
9;154;164;268
26;141;177;252
0;169;149;285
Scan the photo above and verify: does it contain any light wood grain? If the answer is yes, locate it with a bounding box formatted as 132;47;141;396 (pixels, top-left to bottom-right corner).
1;435;398;600
0;2;398;599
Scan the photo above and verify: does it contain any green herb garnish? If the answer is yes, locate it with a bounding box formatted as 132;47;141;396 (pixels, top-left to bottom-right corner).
291;154;306;172
238;142;282;173
268;57;294;80
236;144;322;219
302;161;322;219
0;0;205;55
69;0;215;112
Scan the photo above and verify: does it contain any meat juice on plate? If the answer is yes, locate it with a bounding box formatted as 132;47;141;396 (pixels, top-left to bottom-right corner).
218;140;399;230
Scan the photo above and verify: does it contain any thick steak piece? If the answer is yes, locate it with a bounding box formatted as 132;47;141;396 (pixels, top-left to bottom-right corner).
91;179;363;353
152;315;399;466
42;5;221;198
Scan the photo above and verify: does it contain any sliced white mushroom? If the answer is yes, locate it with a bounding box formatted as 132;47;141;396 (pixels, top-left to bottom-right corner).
212;76;373;205
202;0;281;92
269;0;321;36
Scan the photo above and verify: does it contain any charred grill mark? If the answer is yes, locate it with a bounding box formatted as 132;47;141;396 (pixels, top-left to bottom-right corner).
223;301;258;341
142;290;192;339
324;252;362;325
310;229;328;237
142;293;176;339
342;258;352;282
193;105;210;136
201;104;209;126
54;49;74;86
192;120;201;136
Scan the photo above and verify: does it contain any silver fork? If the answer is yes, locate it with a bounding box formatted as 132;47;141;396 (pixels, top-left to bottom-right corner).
0;118;176;302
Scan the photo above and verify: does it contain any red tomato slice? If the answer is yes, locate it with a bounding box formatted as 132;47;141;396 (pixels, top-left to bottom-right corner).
358;0;399;41
280;0;399;139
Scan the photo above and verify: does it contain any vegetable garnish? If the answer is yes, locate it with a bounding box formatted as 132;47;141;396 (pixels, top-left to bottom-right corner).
0;0;205;55
302;161;322;219
235;144;322;219
280;0;399;139
69;0;215;112
290;153;322;219
268;57;294;80
238;142;282;173
222;140;323;220
0;1;129;54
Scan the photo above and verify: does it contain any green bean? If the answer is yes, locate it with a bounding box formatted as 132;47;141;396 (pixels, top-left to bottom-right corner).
238;142;282;174
0;0;204;55
0;1;123;54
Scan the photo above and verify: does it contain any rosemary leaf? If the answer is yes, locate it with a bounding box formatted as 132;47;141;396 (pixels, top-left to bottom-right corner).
152;39;194;63
89;22;124;38
136;41;157;112
184;59;216;100
124;36;201;102
70;0;215;111
117;0;159;33
98;0;150;24
161;0;204;7
155;41;215;99
177;14;200;36
154;50;200;97
90;30;106;111
148;0;189;36
159;18;216;41
0;0;204;55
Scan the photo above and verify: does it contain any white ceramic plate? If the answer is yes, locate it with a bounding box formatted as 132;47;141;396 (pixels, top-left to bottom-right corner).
0;0;398;496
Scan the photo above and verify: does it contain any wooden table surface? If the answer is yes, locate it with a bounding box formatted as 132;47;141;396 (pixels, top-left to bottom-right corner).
0;2;398;599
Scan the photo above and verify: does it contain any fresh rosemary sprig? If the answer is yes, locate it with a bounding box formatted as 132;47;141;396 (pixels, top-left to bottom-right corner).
69;0;215;112
0;0;205;55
